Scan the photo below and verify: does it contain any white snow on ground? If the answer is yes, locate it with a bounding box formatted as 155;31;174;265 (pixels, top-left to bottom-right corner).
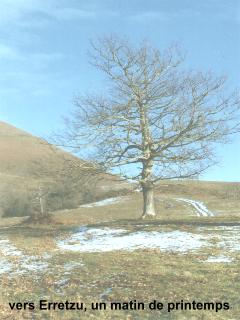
206;256;233;263
57;225;240;258
0;237;50;275
0;258;12;274
0;255;50;275
0;236;85;276
175;198;215;217
20;257;49;272
63;261;84;272
57;227;207;252
0;239;23;256
204;226;240;252
80;197;125;208
1;224;239;276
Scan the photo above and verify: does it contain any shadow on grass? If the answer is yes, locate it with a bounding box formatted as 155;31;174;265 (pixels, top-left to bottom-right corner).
0;216;239;237
89;216;240;229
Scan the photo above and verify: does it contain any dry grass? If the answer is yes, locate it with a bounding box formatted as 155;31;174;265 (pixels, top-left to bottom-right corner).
0;179;239;229
0;192;239;319
0;121;239;319
0;121;132;219
53;180;240;227
0;246;239;319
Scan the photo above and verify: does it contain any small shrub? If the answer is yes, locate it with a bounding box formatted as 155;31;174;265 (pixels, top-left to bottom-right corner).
2;191;34;217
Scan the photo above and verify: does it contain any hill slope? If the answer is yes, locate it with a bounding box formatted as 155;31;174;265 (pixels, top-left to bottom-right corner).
0;121;87;177
0;121;130;216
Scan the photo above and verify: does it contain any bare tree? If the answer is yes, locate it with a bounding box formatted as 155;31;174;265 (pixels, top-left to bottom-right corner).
61;36;240;218
28;144;106;215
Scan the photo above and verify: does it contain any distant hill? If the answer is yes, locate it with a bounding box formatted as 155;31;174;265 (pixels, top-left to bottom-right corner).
0;121;84;177
0;121;131;217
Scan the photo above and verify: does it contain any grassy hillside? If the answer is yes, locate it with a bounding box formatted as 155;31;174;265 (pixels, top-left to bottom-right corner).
0;120;239;221
52;180;240;226
0;138;239;320
0;121;130;217
1;179;239;228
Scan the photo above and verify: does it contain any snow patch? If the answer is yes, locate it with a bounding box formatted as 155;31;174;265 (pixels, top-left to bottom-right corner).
216;227;240;252
198;226;240;251
0;258;12;274
206;256;233;263
63;261;84;272
0;237;51;275
0;239;23;256
20;255;49;272
57;227;207;253
175;198;215;217
80;197;125;208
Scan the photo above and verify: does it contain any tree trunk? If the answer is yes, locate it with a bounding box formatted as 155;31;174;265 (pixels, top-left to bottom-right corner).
38;186;47;217
142;183;156;218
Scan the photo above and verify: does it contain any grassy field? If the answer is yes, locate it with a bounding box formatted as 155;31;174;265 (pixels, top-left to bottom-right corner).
0;180;239;319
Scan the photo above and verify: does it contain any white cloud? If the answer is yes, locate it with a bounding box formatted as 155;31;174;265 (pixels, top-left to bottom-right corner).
0;0;105;27
0;0;238;29
128;11;169;22
0;42;64;63
128;8;203;23
50;7;97;20
127;5;239;24
0;0;46;25
30;52;65;62
0;44;18;59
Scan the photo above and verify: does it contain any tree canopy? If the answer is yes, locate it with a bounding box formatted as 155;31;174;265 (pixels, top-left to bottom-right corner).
61;36;240;217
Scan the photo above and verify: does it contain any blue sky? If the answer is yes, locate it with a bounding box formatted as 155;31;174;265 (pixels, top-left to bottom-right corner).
0;0;240;181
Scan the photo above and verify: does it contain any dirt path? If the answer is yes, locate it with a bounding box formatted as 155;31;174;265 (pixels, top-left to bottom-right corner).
175;198;215;217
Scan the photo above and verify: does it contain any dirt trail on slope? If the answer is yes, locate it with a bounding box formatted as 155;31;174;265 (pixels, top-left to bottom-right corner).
175;198;215;217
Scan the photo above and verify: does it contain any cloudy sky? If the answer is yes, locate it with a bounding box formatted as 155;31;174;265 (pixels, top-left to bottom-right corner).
0;0;240;181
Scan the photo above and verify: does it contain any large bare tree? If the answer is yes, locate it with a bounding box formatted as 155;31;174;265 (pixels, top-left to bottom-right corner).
62;36;240;218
